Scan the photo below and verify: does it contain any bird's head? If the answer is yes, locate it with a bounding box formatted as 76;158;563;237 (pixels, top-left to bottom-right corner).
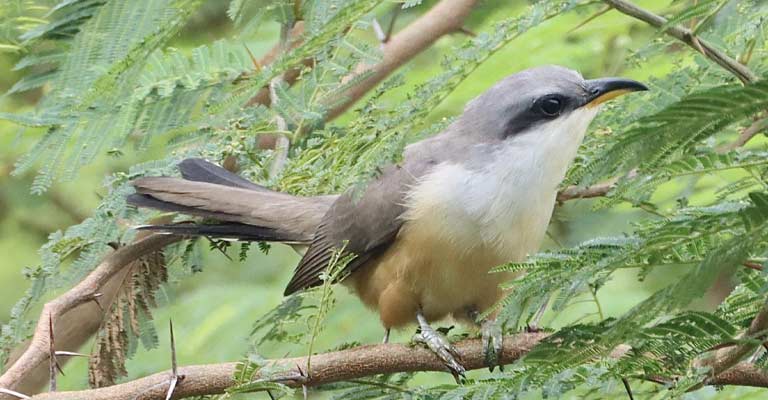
461;65;647;143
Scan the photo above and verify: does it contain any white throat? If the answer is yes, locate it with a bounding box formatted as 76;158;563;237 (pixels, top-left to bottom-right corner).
403;107;600;260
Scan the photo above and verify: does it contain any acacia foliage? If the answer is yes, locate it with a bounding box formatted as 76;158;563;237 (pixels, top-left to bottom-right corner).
1;0;768;398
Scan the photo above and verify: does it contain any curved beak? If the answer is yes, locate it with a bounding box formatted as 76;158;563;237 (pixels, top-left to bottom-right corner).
583;77;648;108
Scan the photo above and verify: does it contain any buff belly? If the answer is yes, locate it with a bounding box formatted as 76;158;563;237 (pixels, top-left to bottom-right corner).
345;220;519;329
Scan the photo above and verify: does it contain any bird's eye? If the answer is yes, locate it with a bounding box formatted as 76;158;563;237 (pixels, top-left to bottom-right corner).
536;96;563;117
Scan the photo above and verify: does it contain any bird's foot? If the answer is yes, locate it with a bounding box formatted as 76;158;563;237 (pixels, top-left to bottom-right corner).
525;323;543;333
480;319;503;372
414;312;465;382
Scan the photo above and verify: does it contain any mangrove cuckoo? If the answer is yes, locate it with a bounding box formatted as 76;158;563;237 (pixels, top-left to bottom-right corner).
128;65;647;378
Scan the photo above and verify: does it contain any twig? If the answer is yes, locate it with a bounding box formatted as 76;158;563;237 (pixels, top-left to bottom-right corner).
267;21;293;178
568;5;612;34
603;0;758;84
324;0;478;120
268;77;290;178
557;180;617;202
743;261;764;272
621;376;634;400
718;115;768;153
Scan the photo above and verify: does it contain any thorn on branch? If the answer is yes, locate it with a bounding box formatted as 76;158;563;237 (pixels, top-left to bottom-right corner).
621;377;635;400
744;261;764;271
685;32;707;56
297;364;308;400
48;314;58;392
55;351;89;358
165;320;184;400
455;26;476;37
90;292;104;311
384;6;400;43
568;5;612;33
0;388;31;399
244;44;262;72
372;18;387;44
602;0;757;84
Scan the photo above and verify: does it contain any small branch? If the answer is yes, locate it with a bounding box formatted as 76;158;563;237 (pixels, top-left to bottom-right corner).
268;77;291;178
621;376;634;400
254;0;478;149
557;181;615;202
743;261;764;271
324;0;479;120
603;0;758;84
700;299;768;383
718;115;768;153
0;234;179;397
27;333;545;399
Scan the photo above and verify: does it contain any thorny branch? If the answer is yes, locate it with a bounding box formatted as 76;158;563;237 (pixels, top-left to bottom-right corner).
0;234;179;398
603;0;758;84
24;333;768;400
559;0;763;202
698;298;768;387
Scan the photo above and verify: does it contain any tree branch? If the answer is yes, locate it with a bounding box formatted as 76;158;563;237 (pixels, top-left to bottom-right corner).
700;298;768;383
717;115;768;153
23;331;768;400
324;0;478;120
0;234;180;398
557;180;616;202
602;0;758;84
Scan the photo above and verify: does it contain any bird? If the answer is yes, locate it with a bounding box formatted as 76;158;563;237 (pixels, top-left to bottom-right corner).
127;65;647;378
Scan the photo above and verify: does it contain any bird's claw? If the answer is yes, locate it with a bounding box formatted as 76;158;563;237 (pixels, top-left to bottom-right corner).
481;319;503;372
413;325;466;383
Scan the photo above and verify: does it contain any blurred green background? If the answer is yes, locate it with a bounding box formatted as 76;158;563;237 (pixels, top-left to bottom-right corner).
0;1;760;398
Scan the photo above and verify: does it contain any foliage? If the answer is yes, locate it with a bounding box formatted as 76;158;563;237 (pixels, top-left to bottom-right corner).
1;0;768;399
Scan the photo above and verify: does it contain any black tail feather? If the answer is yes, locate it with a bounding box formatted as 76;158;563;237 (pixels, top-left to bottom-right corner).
127;193;204;215
136;222;307;243
178;158;268;191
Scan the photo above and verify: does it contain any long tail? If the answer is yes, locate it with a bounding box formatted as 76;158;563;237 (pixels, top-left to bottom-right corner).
127;158;335;243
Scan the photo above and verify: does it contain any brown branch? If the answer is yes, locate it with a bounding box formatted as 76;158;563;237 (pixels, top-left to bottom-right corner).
257;0;479;149
603;0;758;84
0;234;180;398
699;299;768;384
557;180;616;202
324;0;478;121
26;334;545;399
560;0;763;202
718;115;768;153
23;331;768;400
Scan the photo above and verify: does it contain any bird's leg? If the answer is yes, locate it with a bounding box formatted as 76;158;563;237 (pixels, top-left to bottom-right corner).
382;328;391;344
468;309;503;372
412;309;465;382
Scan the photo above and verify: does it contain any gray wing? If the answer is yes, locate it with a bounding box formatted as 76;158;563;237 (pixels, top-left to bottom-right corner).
283;160;432;295
282;121;482;295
